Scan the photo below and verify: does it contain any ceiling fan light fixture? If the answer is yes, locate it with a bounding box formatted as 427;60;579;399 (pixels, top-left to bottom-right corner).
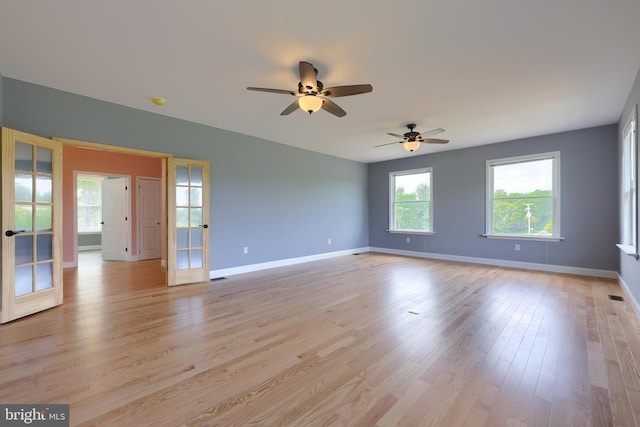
404;140;420;152
298;95;323;114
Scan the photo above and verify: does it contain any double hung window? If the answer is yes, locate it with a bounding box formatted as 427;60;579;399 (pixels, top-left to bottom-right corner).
389;168;433;233
620;106;638;256
77;175;104;233
486;152;561;239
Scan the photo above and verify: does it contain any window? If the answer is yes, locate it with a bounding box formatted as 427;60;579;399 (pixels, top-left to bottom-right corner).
389;168;432;233
77;175;104;232
486;152;561;240
620;105;638;255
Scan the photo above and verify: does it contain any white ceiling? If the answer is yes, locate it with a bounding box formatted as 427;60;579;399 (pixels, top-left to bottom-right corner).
1;1;639;163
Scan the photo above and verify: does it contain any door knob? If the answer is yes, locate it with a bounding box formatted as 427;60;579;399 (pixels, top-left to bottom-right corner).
5;230;25;237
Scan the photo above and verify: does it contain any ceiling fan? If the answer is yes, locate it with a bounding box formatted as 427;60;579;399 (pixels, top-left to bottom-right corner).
247;61;373;117
376;124;449;152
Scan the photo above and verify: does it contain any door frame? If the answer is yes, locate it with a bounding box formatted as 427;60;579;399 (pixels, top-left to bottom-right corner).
54;137;173;282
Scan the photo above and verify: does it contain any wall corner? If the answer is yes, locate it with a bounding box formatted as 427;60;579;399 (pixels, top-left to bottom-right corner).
0;72;4;126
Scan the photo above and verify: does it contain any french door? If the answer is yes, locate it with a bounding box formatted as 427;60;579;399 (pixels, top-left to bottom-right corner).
1;128;63;323
167;158;210;285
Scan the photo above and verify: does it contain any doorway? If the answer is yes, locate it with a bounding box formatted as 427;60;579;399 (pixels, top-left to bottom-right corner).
2;130;208;322
56;136;210;288
61;142;165;271
75;173;134;264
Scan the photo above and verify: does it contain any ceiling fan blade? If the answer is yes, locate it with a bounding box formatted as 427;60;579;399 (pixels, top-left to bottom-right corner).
280;100;300;115
299;61;318;92
419;128;445;138
321;84;373;97
386;132;405;139
321;99;347;117
375;141;402;148
247;87;297;95
422;138;449;144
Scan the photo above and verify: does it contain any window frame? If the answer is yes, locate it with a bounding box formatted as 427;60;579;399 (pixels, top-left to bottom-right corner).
485;151;562;241
618;104;639;258
388;167;434;235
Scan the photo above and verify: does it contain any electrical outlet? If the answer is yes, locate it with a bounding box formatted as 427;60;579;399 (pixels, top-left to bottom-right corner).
328;238;332;245
243;246;249;254
515;244;520;251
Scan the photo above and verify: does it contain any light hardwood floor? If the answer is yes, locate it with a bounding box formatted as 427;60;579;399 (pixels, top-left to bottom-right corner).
1;253;639;426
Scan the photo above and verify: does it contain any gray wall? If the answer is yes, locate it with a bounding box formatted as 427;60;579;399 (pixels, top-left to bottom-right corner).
619;69;640;305
0;73;3;124
369;125;619;272
78;233;101;248
1;77;369;271
1;75;627;281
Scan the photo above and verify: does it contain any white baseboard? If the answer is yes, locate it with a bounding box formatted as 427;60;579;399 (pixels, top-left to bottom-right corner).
210;246;619;280
368;247;619;279
618;274;640;316
209;247;368;279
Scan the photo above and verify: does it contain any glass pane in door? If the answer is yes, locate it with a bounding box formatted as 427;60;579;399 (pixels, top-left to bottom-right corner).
35;175;52;202
15;174;33;202
15;266;33;297
175;165;205;270
176;166;189;185
36;263;53;291
15;235;34;265
177;250;189;269
15;142;33;171
36;234;53;261
177;229;189;249
36;146;52;173
15;205;33;231
12;142;56;297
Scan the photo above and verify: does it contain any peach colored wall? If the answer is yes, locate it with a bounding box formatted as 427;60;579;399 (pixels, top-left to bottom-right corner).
63;145;163;264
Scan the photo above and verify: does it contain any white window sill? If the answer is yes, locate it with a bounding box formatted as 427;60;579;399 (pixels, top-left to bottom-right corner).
481;234;564;242
617;244;640;259
387;230;434;236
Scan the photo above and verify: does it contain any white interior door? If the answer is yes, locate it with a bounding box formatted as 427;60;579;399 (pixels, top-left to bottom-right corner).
138;177;162;260
168;158;209;286
101;177;129;261
1;128;63;323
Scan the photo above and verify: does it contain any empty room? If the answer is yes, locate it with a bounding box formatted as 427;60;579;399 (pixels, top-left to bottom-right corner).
1;1;640;426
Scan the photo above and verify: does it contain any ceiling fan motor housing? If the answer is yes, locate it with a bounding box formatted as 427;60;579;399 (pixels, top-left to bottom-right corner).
299;80;323;94
404;124;420;141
